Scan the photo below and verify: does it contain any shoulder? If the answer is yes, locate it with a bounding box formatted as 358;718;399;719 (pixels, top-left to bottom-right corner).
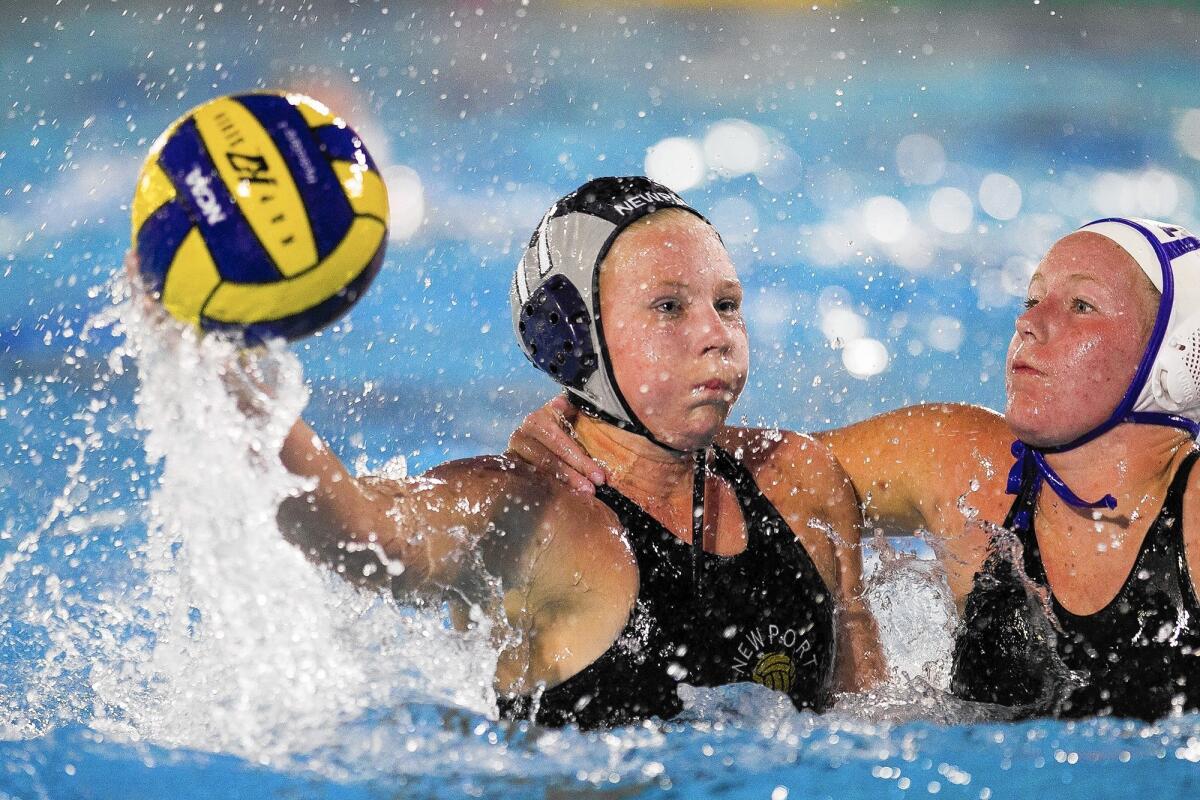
360;454;633;577
717;426;854;505
716;427;859;585
894;403;1014;481
427;454;624;533
820;402;1011;450
813;402;1013;498
423;455;635;592
821;403;1013;510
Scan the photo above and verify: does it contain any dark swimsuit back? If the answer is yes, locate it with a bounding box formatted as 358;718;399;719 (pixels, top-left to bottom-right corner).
498;445;836;729
952;449;1200;719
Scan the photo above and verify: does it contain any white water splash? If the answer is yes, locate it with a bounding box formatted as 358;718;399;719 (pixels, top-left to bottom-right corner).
862;535;958;691
1;278;500;767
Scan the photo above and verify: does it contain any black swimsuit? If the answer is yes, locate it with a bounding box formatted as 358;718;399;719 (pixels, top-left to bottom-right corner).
498;446;836;728
952;450;1200;719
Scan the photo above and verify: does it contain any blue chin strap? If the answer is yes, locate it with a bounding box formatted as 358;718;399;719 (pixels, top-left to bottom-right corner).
1007;218;1200;530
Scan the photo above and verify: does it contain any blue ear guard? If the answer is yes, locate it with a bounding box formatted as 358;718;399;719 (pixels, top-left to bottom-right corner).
517;274;598;391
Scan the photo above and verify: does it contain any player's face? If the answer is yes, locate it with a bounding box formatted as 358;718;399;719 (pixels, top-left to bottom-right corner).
1005;231;1159;446
599;212;749;452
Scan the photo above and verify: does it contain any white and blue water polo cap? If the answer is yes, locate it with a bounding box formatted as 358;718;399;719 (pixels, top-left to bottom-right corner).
1007;217;1200;522
510;176;711;440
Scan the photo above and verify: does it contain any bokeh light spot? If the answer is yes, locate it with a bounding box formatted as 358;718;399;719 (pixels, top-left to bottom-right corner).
645;137;706;192
979;173;1022;221
895;134;946;185
383;165;425;241
863;196;911;243
703;119;768;177
929;187;973;234
842;337;889;378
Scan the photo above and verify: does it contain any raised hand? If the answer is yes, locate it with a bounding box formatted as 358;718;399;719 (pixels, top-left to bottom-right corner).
506;395;605;494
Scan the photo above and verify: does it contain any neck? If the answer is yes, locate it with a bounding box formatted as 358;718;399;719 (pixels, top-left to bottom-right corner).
1041;422;1194;514
574;414;702;502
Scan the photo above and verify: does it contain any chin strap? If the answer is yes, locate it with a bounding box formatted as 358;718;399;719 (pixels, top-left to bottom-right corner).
569;392;695;456
692;447;708;590
1007;412;1200;530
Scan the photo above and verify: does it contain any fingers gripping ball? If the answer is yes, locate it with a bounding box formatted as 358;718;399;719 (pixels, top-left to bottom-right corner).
130;91;389;342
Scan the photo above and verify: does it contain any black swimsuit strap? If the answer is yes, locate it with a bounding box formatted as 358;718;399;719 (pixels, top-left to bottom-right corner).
1161;448;1200;612
1007;447;1200;599
593;444;784;554
708;445;773;522
1162;447;1200;507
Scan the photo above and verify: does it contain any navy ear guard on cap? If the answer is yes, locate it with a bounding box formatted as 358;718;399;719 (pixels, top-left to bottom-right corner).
516;273;598;391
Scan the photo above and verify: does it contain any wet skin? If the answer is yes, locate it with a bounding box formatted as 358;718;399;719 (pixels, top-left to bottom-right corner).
1005;232;1158;447
510;231;1200;620
271;209;884;700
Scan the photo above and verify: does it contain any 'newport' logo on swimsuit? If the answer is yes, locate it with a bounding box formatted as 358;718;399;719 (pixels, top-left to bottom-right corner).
731;624;817;694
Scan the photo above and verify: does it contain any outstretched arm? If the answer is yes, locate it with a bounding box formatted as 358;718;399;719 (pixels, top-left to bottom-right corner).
815;403;1013;535
275;417;447;590
275;416;560;596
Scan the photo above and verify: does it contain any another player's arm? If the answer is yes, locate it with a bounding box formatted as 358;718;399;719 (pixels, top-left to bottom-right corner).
785;436;886;694
506;395;604;495
819;469;887;695
815;403;1012;536
507;398;1013;542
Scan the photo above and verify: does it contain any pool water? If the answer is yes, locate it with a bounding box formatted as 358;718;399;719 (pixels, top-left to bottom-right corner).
5;2;1200;797
5;297;1199;799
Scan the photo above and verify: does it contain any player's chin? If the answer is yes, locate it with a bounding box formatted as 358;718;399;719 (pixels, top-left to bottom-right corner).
1004;395;1078;448
643;401;730;451
679;403;731;447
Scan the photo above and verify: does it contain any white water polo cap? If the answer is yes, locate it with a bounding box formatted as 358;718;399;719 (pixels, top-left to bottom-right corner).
1078;217;1200;422
510;176;712;444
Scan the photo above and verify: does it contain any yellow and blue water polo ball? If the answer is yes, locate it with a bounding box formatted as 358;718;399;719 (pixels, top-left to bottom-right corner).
130;91;389;342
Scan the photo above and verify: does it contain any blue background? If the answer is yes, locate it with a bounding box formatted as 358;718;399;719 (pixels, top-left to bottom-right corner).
4;1;1200;797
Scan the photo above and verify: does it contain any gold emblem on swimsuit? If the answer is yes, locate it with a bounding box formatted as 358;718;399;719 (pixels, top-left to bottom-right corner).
750;651;796;693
